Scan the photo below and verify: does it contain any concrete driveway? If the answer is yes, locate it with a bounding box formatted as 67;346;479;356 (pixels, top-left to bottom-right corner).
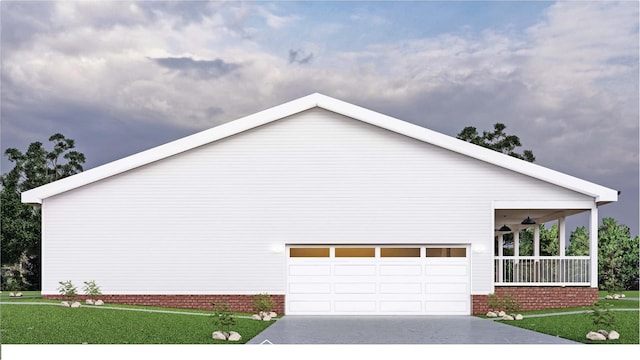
247;316;578;344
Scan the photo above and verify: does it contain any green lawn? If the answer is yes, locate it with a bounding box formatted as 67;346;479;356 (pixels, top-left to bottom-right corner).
495;291;639;344
501;311;639;344
0;292;275;344
599;290;638;298
2;291;638;344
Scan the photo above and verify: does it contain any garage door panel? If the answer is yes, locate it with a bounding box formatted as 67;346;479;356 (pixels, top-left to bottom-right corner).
334;301;377;312
426;300;469;314
426;282;468;294
334;264;376;276
426;293;469;302
425;275;468;284
288;282;331;294
288;300;332;313
380;301;422;312
379;282;422;294
334;282;377;294
379;264;422;276
426;264;468;276
289;264;331;276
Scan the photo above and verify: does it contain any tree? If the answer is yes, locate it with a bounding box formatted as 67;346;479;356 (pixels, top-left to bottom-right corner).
517;224;558;256
598;218;639;291
567;226;590;256
457;123;535;162
0;133;85;290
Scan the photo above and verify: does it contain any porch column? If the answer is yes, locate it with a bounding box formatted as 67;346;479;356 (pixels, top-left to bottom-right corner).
590;206;599;287
498;234;504;282
533;225;540;257
534;225;540;281
559;216;566;256
559;216;566;282
513;230;520;282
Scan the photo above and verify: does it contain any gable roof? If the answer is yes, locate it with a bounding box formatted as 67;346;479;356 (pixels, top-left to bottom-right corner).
21;93;618;205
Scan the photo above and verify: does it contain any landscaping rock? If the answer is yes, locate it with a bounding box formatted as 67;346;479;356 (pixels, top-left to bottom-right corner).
586;332;607;341
262;315;272;321
515;314;523;320
212;331;228;340
604;295;613;300
251;314;262;320
8;292;15;297
94;300;104;306
228;331;242;341
498;311;506;317
597;330;609;337
620;294;625;298
86;299;94;305
15;292;22;297
613;294;621;300
608;331;620;340
269;311;277;318
71;302;81;308
61;301;70;307
486;311;497;317
502;315;514;321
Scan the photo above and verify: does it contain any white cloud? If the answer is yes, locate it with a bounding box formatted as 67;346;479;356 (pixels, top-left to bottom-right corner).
2;1;637;182
259;7;300;29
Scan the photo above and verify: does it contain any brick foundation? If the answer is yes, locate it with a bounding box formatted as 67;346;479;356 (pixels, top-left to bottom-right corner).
472;287;599;315
43;294;285;315
45;287;596;316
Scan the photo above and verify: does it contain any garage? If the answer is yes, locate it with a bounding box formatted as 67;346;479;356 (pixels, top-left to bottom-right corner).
286;245;470;315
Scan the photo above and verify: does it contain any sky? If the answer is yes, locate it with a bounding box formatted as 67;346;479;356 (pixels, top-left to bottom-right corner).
1;0;638;236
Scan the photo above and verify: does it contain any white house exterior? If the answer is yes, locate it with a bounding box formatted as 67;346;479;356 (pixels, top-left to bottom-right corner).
22;93;617;315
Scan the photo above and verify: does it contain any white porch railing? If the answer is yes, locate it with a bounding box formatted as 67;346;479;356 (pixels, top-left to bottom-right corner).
494;256;591;286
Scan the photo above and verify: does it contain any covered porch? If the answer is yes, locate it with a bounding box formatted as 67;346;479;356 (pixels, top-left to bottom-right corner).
493;201;600;287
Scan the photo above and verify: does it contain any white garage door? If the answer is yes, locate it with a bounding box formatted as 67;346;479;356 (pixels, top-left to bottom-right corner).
286;246;470;315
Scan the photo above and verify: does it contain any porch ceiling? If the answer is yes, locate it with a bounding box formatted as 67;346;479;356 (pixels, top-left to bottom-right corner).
494;208;587;233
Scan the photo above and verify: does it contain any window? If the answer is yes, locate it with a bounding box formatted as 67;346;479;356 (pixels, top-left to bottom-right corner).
335;247;375;257
426;248;466;258
289;247;330;257
380;248;420;257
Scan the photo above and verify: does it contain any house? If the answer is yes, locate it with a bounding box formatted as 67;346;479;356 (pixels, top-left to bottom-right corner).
22;93;618;315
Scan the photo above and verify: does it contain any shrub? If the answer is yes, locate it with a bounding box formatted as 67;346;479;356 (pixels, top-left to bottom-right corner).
252;293;274;314
503;294;521;315
5;277;21;292
57;280;78;302
83;280;102;300
487;293;504;312
211;302;236;339
487;293;521;315
591;302;616;330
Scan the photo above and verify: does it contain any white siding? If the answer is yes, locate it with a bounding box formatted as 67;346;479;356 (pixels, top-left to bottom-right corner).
41;108;592;295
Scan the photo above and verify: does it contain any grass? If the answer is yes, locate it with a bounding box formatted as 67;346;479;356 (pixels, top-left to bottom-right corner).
2;290;639;345
501;311;639;344
0;292;275;344
493;290;639;344
599;290;638;298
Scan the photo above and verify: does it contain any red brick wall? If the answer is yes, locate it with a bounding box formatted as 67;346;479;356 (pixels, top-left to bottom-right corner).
43;294;285;315
471;287;599;315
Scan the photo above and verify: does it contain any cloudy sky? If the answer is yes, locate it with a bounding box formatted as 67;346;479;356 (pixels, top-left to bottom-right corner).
1;1;638;235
